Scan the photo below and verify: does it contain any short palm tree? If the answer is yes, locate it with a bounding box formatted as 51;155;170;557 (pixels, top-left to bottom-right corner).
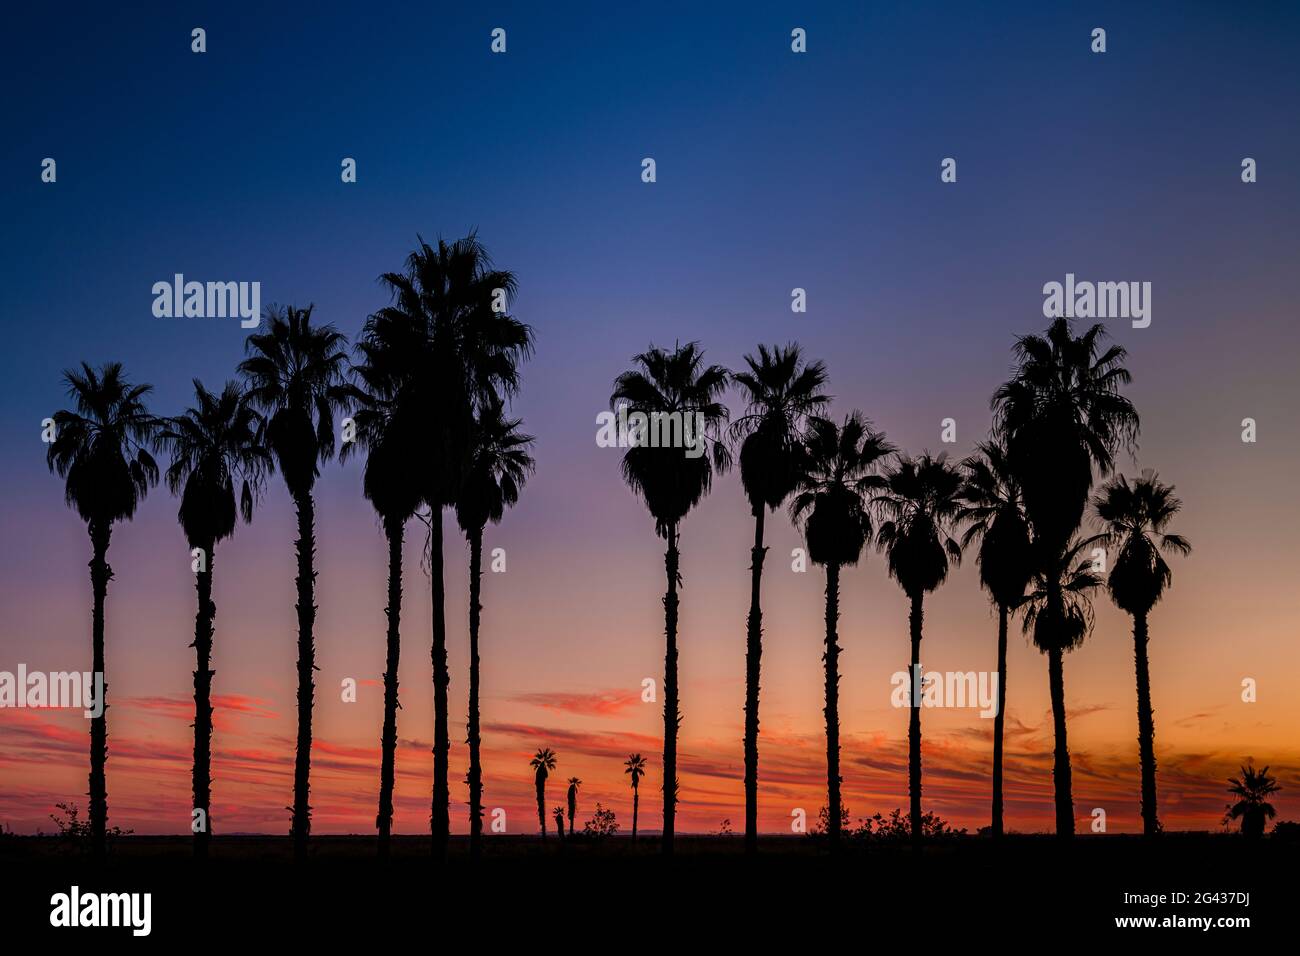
553;807;566;840
455;400;534;857
1017;535;1103;836
958;439;1033;838
239;304;350;860
1093;470;1191;836
611;342;730;855
46;362;160;858
994;318;1138;836
531;748;557;840
625;754;647;841
790;413;893;848
873;452;964;846
566;777;581;837
158;380;271;859
341;334;423;857
728;343;829;853
1224;764;1280;838
373;235;531;856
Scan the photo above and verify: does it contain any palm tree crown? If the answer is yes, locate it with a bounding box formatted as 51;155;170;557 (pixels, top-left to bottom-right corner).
239;304;350;492
159;380;271;546
47;361;160;523
873;452;965;596
790;413;893;567
455;398;536;535
958;439;1034;609
1092;470;1191;616
1018;537;1104;653
531;747;557;777
625;754;647;786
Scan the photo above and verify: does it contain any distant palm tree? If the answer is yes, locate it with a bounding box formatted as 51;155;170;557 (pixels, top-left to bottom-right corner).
1224;764;1280;838
46;362;160;858
729;343;829;853
611;342;730;855
341;333;424;857
791;413;892;848
1093;470;1191;836
455;400;534;858
239;304;350;860
958;439;1033;838
553;806;566;840
1017;536;1103;835
625;753;647;841
995;318;1138;837
373;235;531;856
531;747;557;840
159;380;271;859
874;452;964;846
566;777;581;837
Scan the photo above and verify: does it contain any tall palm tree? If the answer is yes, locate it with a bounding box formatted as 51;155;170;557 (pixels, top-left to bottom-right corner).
372;235;532;856
531;748;557;840
1017;535;1103;836
728;343;829;853
611;342;730;855
790;413;892;848
341;335;424;857
1093;470;1191;836
158;380;270;859
239;304;350;860
873;452;964;846
1224;764;1280;838
957;439;1034;838
46;362;159;858
994;318;1138;837
455;399;534;857
566;777;581;837
625;753;647;841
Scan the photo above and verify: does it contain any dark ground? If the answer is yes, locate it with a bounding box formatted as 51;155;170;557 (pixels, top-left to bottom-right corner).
0;832;1291;942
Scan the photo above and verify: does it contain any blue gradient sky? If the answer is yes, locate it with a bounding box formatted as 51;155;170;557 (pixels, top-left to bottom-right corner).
2;1;1298;834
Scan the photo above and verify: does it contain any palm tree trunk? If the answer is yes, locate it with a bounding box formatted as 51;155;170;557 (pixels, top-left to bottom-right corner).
87;519;113;859
291;491;318;861
467;526;484;858
743;506;767;854
376;518;404;857
430;509;450;857
192;538;216;859
536;777;546;839
1047;646;1075;837
1133;611;1159;836
991;602;1008;839
908;592;924;847
632;785;639;840
823;563;841;848
662;523;681;856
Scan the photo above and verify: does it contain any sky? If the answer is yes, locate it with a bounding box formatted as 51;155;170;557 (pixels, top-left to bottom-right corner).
1;1;1298;836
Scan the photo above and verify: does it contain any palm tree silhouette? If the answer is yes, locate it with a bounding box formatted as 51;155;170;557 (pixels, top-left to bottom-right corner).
873;452;964;846
455;399;534;857
531;748;557;840
625;753;647;841
611;343;730;855
341;331;424;857
239;304;350;860
553;806;566;841
374;235;531;856
1093;470;1191;836
566;777;581;837
995;318;1138;837
46;362;160;858
1224;764;1279;838
729;343;829;853
1017;535;1103;834
158;380;270;859
958;439;1033;838
791;413;892;848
